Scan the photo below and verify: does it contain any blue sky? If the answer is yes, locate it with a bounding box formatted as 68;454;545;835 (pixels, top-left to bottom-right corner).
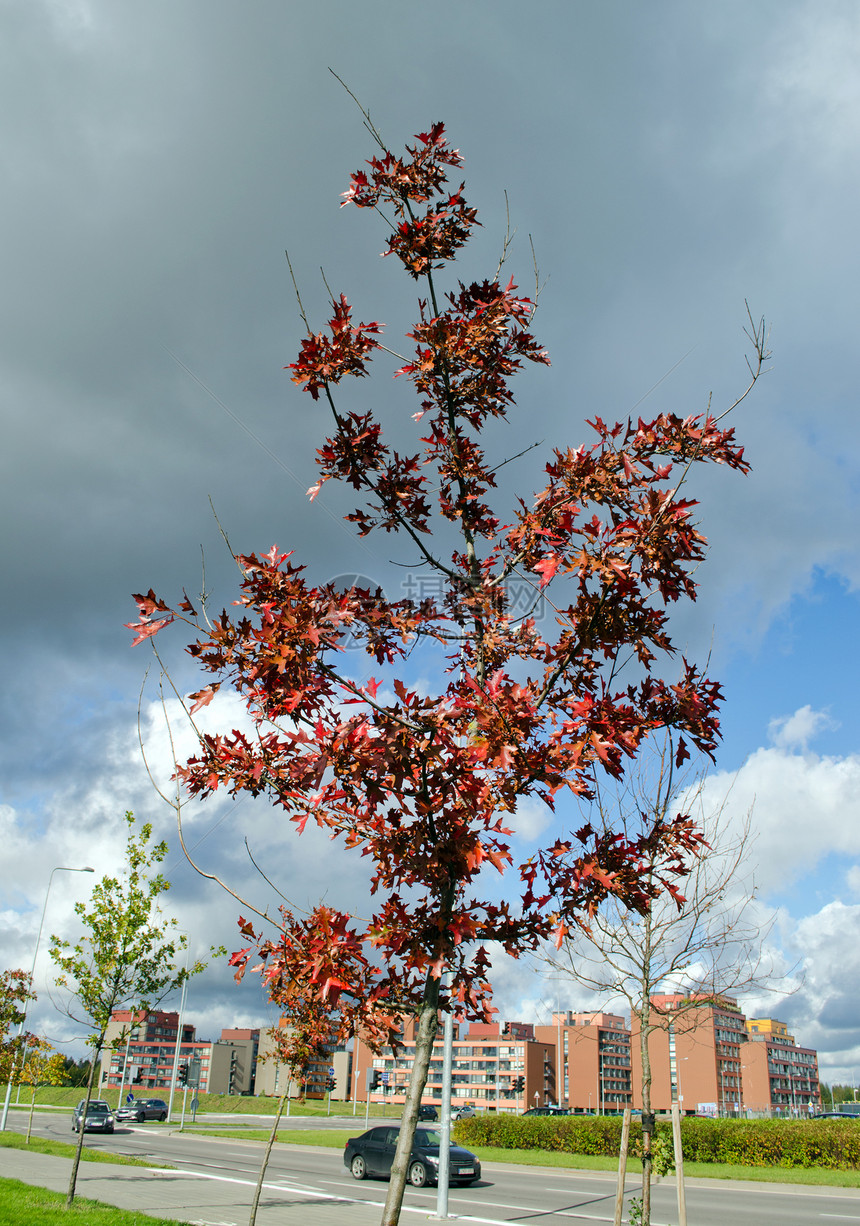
717;573;859;768
1;0;859;1085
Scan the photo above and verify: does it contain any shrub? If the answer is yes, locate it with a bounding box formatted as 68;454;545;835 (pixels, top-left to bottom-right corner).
453;1114;860;1170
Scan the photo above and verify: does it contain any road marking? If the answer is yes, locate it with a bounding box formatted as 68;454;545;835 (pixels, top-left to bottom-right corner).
151;1168;643;1223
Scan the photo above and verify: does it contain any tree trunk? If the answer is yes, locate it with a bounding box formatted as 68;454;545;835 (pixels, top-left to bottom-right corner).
26;1087;36;1143
66;1037;103;1207
637;884;655;1226
638;1013;653;1226
248;1092;287;1226
380;970;441;1226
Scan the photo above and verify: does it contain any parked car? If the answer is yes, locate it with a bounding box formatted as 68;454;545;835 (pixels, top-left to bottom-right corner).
344;1124;481;1187
72;1100;115;1134
522;1106;569;1116
115;1097;169;1123
416;1104;438;1121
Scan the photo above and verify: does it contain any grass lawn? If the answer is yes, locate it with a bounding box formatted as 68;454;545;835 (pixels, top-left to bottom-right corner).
24;1087;362;1118
0;1179;186;1226
185;1125;860;1188
0;1132;165;1169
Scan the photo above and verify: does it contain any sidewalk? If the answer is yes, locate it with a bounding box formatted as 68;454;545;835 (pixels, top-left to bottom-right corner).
0;1146;397;1226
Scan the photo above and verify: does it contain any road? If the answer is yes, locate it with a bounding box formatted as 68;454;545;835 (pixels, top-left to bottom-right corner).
7;1107;860;1226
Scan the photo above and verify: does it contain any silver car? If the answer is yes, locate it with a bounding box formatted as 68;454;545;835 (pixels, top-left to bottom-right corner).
115;1097;168;1123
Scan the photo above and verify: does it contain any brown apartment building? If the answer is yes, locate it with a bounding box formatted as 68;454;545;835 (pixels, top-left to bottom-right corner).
535;1012;632;1113
741;1017;820;1116
352;1018;555;1112
98;1009;260;1097
630;993;746;1116
629;996;821;1117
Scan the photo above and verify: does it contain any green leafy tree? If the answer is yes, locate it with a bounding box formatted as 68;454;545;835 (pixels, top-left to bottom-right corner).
56;1054;93;1087
18;1037;66;1142
49;811;213;1206
0;969;35;1086
825;1084;859;1109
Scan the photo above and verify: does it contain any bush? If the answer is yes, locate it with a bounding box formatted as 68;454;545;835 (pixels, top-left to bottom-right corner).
452;1115;860;1170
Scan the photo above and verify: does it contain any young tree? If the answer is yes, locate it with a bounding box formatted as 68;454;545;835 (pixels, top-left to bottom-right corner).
18;1037;66;1143
541;736;776;1224
0;969;35;1086
248;981;344;1226
49;811;213;1206
130;118;766;1226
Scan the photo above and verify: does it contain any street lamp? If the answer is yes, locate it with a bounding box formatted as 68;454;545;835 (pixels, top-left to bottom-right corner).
1;864;95;1130
674;1055;689;1115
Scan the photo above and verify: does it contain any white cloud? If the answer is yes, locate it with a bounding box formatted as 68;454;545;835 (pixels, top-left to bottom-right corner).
506;795;554;844
675;712;860;1079
768;704;836;752
749;900;860;1083
694;742;860;896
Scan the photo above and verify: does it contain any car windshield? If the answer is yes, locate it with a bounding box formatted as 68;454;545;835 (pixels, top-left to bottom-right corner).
416;1128;442;1147
88;1104;110;1114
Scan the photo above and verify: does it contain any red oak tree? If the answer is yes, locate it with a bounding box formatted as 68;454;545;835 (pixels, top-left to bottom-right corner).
248;975;349;1226
130;118;764;1225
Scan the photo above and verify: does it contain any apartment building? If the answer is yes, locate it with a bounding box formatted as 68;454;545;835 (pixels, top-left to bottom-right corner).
741;1017;820;1116
254;1022;351;1100
352;1018;556;1112
630;993;746;1115
98;1009;259;1097
536;1011;632;1113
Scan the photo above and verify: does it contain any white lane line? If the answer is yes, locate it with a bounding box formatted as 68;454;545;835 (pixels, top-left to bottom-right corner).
151;1168;646;1224
149;1168;350;1201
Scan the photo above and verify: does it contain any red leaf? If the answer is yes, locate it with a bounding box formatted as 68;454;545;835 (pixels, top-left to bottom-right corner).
125;614;174;647
534;555;561;587
188;684;220;715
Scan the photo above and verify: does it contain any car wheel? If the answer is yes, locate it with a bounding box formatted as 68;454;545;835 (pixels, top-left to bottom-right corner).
158;1112;166;1121
107;1127;114;1134
408;1161;428;1188
136;1112;145;1123
350;1155;367;1180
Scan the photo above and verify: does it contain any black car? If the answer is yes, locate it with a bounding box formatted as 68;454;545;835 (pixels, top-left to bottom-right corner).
115;1097;169;1123
72;1100;115;1133
344;1124;481;1187
416;1104;438;1121
522;1106;569;1116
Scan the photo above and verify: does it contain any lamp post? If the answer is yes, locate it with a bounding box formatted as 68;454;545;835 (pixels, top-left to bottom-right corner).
1;864;95;1130
167;943;191;1125
674;1055;689;1116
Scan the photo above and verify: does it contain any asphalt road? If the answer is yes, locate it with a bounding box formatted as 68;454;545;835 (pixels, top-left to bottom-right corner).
7;1107;860;1226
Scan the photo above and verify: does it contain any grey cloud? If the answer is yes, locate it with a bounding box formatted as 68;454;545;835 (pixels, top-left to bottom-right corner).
2;0;859;1053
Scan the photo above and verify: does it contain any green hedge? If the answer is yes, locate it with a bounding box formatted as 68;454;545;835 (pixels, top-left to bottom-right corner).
452;1115;860;1170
